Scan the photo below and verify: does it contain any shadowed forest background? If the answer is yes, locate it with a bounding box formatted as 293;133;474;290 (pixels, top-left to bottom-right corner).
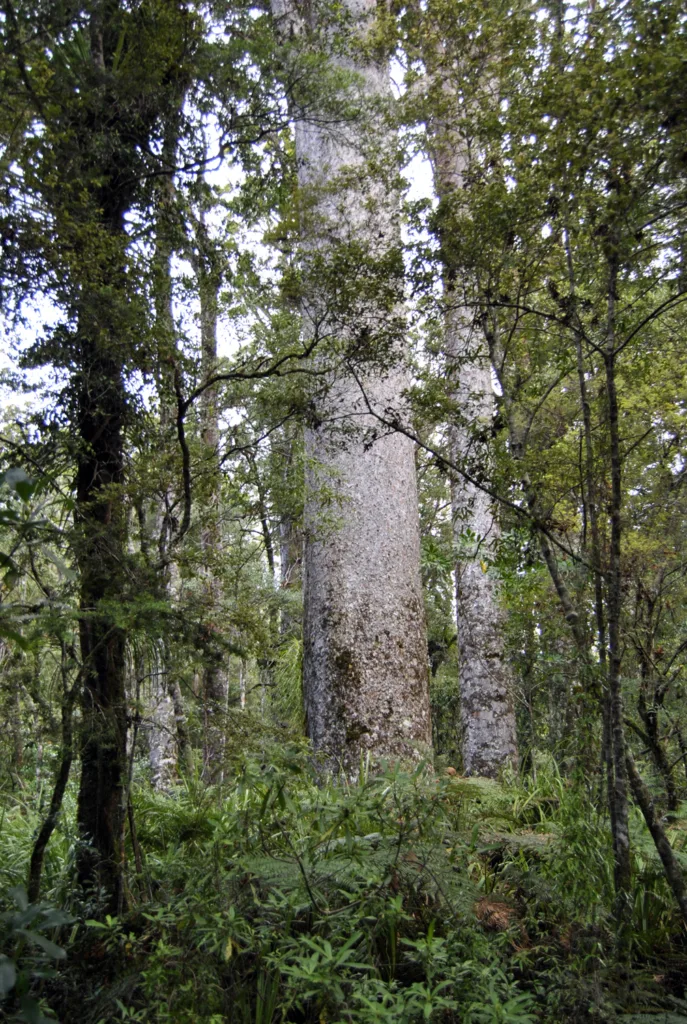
1;0;687;1021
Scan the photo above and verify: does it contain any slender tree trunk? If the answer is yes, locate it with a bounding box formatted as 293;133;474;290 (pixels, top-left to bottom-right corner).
147;116;191;781
28;647;77;902
554;0;630;909
626;749;687;927
441;223;517;777
274;0;431;775
604;251;632;904
75;289;129;907
146;642;177;792
563;221;622;871
450;390;518;773
414;13;517;778
448;323;517;776
239;659;247;710
196;209;228;782
73;20;134;910
9;1;194;912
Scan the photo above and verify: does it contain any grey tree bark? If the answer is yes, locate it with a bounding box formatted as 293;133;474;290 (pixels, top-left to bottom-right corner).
146;642;177;792
448;315;518;777
273;0;431;776
427;105;517;778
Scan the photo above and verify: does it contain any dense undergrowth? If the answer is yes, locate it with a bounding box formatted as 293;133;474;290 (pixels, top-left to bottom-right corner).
1;739;686;1024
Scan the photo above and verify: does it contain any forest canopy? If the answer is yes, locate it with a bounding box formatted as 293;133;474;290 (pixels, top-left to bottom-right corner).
1;0;687;1021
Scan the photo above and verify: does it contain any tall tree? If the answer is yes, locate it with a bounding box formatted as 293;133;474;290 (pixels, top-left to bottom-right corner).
1;0;197;907
413;8;518;776
193;199;230;780
273;0;431;774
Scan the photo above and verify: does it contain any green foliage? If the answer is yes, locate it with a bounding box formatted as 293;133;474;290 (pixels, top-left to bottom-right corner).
0;750;667;1023
59;756;542;1023
0;0;687;1020
271;637;304;729
0;885;73;1024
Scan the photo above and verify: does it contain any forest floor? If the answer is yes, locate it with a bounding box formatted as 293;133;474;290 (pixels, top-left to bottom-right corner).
2;734;686;1023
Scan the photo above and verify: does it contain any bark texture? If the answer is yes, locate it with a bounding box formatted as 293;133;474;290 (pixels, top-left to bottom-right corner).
429;110;517;778
604;251;632;902
449;332;518;777
146;643;177;792
303;415;431;775
276;0;431;775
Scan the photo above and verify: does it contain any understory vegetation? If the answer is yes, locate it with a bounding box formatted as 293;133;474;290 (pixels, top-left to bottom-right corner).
2;740;687;1023
2;0;687;1019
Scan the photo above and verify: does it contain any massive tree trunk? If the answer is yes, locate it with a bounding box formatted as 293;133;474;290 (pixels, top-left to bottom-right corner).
428;112;517;778
274;0;431;775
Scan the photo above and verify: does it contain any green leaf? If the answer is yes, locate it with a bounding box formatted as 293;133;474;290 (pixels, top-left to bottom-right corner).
16;930;66;960
42;549;76;582
10;886;29;913
38;909;74;929
0;954;16;998
18;993;57;1024
2;468;34;502
0;625;31;650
